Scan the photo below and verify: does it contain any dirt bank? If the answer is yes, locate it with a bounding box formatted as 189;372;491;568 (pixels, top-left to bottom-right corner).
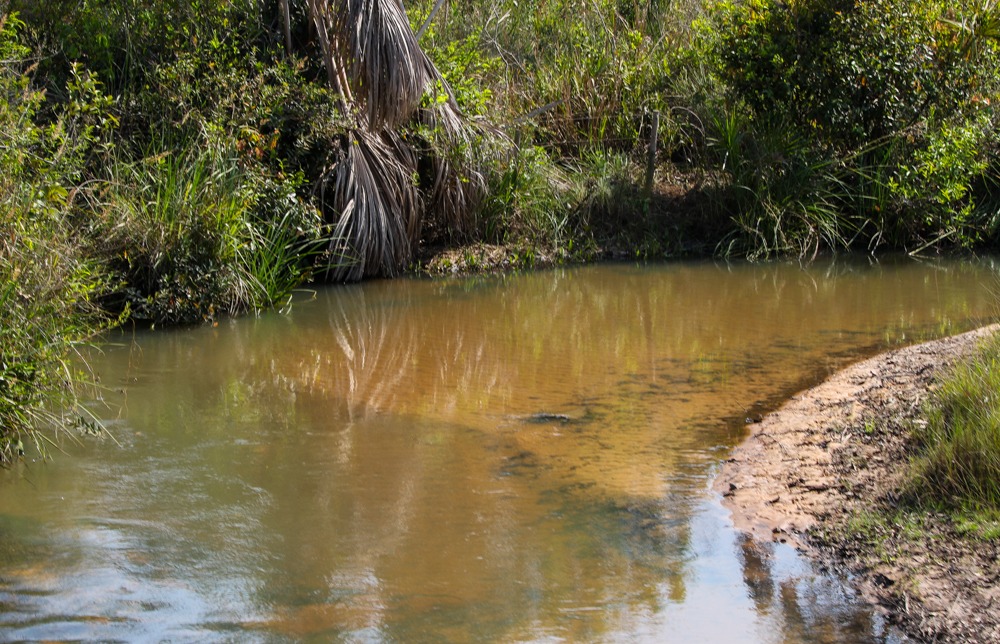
717;325;1000;643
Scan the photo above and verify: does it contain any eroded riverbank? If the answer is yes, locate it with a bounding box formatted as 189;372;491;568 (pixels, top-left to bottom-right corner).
717;325;1000;642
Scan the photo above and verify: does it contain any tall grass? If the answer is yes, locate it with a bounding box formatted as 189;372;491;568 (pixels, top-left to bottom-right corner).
91;138;323;324
412;0;680;152
477;145;584;249
238;206;324;313
908;333;1000;511
699;106;854;259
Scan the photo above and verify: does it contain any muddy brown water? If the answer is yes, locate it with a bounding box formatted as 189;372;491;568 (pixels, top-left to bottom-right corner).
0;257;997;641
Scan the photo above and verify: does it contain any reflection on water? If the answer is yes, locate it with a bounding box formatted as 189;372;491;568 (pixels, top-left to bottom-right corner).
0;257;995;641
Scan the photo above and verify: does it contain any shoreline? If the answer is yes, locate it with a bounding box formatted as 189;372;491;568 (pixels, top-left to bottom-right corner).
716;325;1000;642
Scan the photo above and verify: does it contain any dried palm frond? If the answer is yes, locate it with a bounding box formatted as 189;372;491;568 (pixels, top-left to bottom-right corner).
416;98;506;234
310;0;508;258
321;128;422;281
425;151;487;235
329;0;432;129
381;128;424;243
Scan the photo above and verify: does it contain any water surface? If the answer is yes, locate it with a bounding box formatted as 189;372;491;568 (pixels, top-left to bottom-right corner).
0;258;996;641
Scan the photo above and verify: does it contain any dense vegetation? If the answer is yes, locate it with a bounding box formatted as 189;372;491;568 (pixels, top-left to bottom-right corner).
4;0;1000;460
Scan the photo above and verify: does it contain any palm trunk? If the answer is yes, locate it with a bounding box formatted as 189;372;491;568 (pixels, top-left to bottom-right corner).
280;0;292;57
308;0;353;106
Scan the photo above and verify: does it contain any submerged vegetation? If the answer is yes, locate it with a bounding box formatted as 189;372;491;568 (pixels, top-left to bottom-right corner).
4;0;1000;458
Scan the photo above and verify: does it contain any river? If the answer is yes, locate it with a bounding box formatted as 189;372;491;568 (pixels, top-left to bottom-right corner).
0;257;995;641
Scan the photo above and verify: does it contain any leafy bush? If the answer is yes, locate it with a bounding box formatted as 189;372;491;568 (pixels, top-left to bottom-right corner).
419;34;501;117
0;13;111;460
692;0;1000;255
711;0;991;147
8;0;340;322
11;0;271;98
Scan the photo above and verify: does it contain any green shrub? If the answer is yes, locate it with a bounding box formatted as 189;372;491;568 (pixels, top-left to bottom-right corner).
688;0;1000;255
884;112;992;248
11;0;271;98
711;0;992;147
0;13;111;460
7;0;339;321
419;34;501;117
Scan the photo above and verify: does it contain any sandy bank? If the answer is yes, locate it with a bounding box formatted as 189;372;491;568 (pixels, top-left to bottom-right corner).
716;325;1000;642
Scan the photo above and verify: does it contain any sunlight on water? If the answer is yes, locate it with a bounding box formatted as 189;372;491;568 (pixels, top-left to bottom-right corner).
0;257;996;641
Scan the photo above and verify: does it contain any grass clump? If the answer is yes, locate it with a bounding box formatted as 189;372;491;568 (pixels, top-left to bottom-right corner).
91;137;324;325
908;334;1000;515
478;146;583;249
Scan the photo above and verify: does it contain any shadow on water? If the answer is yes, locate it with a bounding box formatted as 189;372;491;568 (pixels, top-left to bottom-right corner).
0;256;994;640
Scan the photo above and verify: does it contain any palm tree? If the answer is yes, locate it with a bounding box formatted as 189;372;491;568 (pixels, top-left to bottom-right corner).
306;0;494;281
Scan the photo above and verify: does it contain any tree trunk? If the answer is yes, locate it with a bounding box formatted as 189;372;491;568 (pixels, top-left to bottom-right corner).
280;0;292;57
